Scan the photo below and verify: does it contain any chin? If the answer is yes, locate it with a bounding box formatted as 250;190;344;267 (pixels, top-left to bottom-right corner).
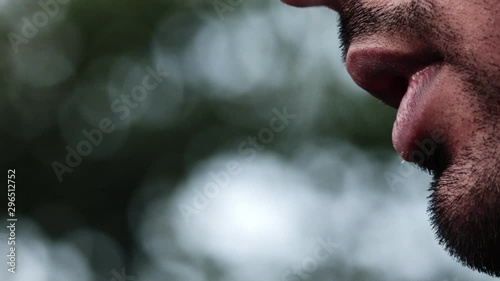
427;141;500;276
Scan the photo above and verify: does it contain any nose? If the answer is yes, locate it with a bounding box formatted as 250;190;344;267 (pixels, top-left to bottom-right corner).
281;0;342;11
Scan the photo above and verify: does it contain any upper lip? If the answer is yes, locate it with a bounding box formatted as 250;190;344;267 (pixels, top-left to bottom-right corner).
345;48;443;108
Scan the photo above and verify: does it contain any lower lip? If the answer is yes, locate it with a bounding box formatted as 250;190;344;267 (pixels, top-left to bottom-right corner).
392;65;441;161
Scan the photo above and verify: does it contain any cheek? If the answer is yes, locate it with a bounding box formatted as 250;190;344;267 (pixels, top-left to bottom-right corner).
361;0;411;5
436;0;500;67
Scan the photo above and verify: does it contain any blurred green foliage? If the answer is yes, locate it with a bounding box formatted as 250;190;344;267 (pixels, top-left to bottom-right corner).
0;0;408;280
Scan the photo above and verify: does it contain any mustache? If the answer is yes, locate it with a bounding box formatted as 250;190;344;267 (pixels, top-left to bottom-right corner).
337;0;438;61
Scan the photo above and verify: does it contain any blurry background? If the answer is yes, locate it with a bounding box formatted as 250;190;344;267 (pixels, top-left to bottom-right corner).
0;0;496;280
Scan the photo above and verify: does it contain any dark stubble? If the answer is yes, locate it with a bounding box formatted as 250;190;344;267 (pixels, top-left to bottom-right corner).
336;0;500;276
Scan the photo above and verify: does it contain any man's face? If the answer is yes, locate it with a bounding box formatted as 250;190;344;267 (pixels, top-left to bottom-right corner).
282;0;500;276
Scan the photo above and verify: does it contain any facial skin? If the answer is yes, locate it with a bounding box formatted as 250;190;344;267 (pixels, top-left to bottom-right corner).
282;0;500;276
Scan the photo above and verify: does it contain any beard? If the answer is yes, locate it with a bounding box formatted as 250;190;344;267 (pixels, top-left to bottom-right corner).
428;54;500;276
337;0;500;276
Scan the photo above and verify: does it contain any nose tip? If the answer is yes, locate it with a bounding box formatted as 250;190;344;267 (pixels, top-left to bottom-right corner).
281;0;341;11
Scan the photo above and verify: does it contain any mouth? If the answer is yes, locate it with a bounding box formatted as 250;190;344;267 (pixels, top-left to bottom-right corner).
280;0;341;11
392;64;441;161
346;48;447;169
